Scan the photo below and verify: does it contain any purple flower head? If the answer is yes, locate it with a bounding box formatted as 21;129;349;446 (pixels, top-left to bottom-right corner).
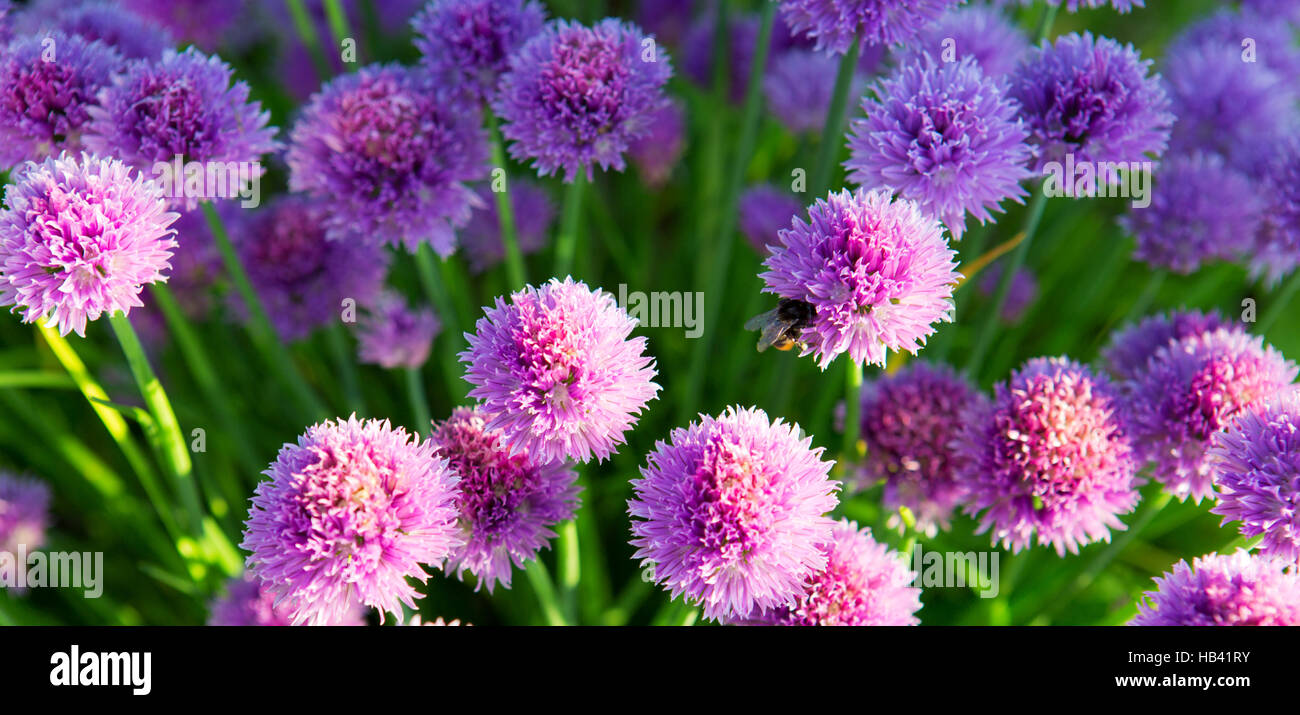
1162;38;1299;163
208;575;366;626
846;361;986;536
0;1;12;41
356;291;441;370
241;415;464;626
955;357;1140;555
460;277;661;464
122;0;242;50
1101;309;1230;383
412;0;547;105
493;18;674;182
131;203;230;345
1125;328;1297;503
235;196;387;342
0;31;124;168
742;520;920;625
1245;138;1300;287
991;0;1144;11
1210;389;1300;562
975;261;1037;324
635;0;695;47
779;0;964;55
893;5;1029;78
847;56;1033;241
738;184;804;255
1130;550;1300;626
1241;0;1300;24
0;153;178;337
17;1;174;59
760;188;961;369
0;473;50;554
763;49;843;134
287;63;488;255
628;99;686;187
431;406;581;592
1172;9;1300;82
628;405;840;621
1121;153;1261;275
84;48;278;210
1009;32;1172;171
459;181;554;274
682;13;760;103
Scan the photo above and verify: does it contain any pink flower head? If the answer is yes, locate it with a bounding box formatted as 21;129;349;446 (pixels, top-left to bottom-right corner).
208;575;366;626
1210;389;1300;562
1130;550;1300;626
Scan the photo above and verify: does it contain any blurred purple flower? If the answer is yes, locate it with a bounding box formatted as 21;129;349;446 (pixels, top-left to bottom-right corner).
1101;309;1230;383
763;49;843;134
975;261;1037;324
16;1;174;59
122;0;243;50
893;5;1029;78
779;0;963;55
628;99;686;186
208;575;366;626
0;472;49;555
635;0;696;47
1130;550;1300;626
1210;389;1300;562
459;182;555;274
738;184;804;255
412;0;547;105
356;291;440;370
1245;138;1300;287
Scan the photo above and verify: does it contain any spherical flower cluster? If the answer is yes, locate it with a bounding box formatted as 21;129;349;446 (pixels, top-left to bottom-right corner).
430;406;581;592
0;472;50;554
1122;153;1261;274
1241;0;1300;24
460;277;660;464
412;0;547;105
744;520;920;626
763;49;841;134
760;188;961;369
17;1;174;59
208;575;366;626
738;184;804;255
494;19;673;182
85;49;276;211
1210;389;1300;562
1101;309;1229;383
0;31;123;168
459;182;555;274
955;357;1139;555
893;5;1029;78
779;0;963;55
1130;550;1300;626
241;416;464;626
356;291;441;371
1125;328;1297;503
287;63;488;255
1246;139;1300;287
122;0;239;50
0;154;178;337
848;362;986;536
847;56;1033;241
975;262;1038;324
1170;9;1300;83
1009;32;1172;170
628;100;686;187
236;196;387;342
628;406;840;621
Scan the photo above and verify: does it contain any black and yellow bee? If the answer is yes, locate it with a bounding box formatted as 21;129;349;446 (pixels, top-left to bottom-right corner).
744;298;815;352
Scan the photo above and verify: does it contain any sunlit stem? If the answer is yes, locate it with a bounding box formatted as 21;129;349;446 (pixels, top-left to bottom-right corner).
485;110;527;289
553;173;586;278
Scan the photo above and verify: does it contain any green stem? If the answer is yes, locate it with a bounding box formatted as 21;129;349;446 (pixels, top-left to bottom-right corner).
524;559;568;626
405;367;431;434
553;173;586;278
557;519;580;624
283;0;332;82
326;324;364;415
677;2;776;424
203;202;328;419
414;244;469;403
810;36;861;197
842;360;864;464
108;313;203;533
1123;270;1165;324
1258;270;1300;334
0;371;75;389
1034;4;1061;44
485;110;527;289
965;190;1049;380
321;0;354;54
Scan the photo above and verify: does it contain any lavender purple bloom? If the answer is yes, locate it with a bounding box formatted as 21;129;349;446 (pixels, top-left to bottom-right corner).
975;262;1037;324
893;5;1029;78
628;99;686;187
1210;389;1300;562
779;0;964;55
412;0;547;105
1130;550;1300;626
628;405;840;621
356;291;441;371
738;184;804;255
1101;309;1229;383
459;182;555;274
0;473;50;555
760;188;961;369
16;1;174;59
208;575;366;626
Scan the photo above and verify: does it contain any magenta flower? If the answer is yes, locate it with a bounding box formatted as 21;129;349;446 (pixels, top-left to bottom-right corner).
287;63;488;255
955;357;1140;555
0;472;50;555
846;56;1033;241
0;153;178;337
779;0;964;55
1009;32;1172;171
628;405;840;621
459;182;555;274
741;520;920;626
0;31;124;168
760;188;961;369
1130;550;1300;626
1124;328;1297;503
1210;389;1300;562
208;575;366;626
241;416;464;626
412;0;547;105
84;48;277;210
844;361;986;536
431;406;580;592
493;18;674;182
460;277;660;464
738;184;804;255
356;291;441;371
1101;309;1229;383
